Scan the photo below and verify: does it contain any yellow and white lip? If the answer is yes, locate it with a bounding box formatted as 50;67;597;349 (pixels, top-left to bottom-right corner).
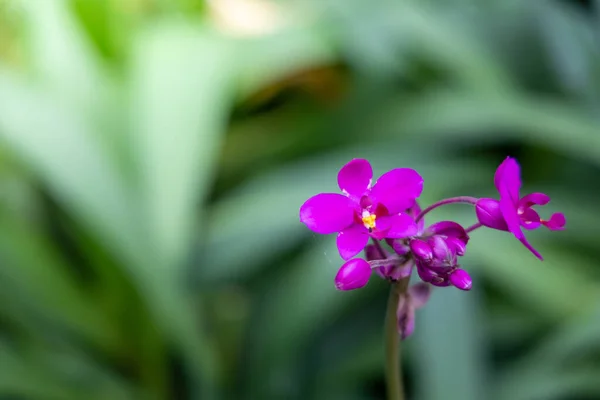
361;210;377;230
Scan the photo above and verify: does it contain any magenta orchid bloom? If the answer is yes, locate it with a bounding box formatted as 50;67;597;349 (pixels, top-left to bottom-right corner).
476;157;566;260
300;159;423;260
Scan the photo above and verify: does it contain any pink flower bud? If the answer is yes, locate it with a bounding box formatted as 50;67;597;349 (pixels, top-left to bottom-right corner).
409;239;432;261
449;269;472;291
476;198;508;231
334;258;372;291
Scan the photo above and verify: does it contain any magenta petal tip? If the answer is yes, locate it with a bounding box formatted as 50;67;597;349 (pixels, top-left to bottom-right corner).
334;258;372;291
449;269;472;291
543;213;566;230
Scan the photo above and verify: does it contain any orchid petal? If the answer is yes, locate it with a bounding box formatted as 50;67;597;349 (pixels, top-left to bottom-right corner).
426;221;469;244
520;208;541;230
407;201;425;234
430;236;451;261
338;158;373;198
542;213;566;231
337;224;369;260
416;263;435;283
446;237;467;256
499;178;544;259
409;283;431;309
377;214;418;239
518;192;550;209
371;168;423;214
365;243;391;279
430;278;451;287
410;239;433;261
499;181;524;240
494;157;521;203
387;261;414;281
397;295;416;339
300;193;355;234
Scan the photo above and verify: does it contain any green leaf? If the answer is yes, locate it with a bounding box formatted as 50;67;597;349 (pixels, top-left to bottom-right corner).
21;0;111;116
130;23;233;268
413;287;488;400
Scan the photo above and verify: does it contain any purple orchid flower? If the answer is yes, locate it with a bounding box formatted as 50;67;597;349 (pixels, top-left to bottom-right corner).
409;221;472;290
300;159;423;260
475;157;566;260
397;282;431;339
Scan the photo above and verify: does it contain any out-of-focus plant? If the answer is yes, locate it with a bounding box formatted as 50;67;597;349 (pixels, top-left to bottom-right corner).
0;0;599;399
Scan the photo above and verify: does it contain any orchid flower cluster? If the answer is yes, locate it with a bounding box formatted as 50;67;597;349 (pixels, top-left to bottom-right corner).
299;157;565;339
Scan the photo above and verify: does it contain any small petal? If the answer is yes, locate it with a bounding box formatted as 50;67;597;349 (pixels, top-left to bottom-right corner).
407;201;425;234
494;157;521;203
371;168;424;214
446;237;467;256
542;213;566;230
337;224;370;260
386;261;414;281
397;295;416;339
499;183;524;240
335;258;371;291
518;192;550;209
359;195;374;209
300;193;355;234
500;186;543;259
389;239;410;256
476;198;508;231
338;159;373;198
426;221;469;244
449;269;472;291
520;208;541;230
409;239;432;261
430;236;451;261
409;283;431;309
430;277;451;287
365;243;386;261
365;244;391;279
377;213;418;239
416;263;435;283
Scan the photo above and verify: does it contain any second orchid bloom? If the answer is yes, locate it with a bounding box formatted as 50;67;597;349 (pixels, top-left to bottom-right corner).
299;157;565;338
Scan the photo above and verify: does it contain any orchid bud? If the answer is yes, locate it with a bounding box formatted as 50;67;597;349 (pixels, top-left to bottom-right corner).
476;198;508;231
449;269;472;291
334;258;372;291
409;239;432;262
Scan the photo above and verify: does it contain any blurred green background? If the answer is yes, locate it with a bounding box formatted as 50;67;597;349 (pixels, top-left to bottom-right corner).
0;0;599;399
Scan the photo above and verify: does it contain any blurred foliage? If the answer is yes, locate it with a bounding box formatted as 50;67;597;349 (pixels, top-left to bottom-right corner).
0;0;599;399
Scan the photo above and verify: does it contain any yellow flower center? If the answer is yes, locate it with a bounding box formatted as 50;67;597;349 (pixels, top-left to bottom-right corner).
361;211;377;229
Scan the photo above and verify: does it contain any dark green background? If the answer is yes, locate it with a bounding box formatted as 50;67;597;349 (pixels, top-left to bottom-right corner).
0;0;599;399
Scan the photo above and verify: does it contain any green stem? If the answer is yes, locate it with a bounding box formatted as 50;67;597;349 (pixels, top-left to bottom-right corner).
385;278;410;400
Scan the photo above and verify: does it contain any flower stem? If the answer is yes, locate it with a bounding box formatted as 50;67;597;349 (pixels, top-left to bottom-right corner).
465;222;483;233
384;278;410;400
415;196;478;222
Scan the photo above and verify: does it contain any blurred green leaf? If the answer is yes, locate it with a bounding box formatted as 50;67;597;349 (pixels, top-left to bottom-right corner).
413;287;488;400
22;0;111;117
